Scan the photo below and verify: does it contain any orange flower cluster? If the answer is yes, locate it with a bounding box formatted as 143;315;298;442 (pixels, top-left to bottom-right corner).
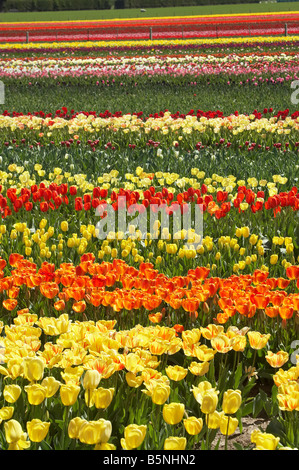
1;254;298;328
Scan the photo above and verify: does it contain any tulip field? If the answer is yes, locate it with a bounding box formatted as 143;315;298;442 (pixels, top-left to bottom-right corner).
0;18;298;452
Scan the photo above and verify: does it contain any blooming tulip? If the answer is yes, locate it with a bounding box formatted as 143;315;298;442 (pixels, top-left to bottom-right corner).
206;410;222;429
24;384;47;406
189;361;210;376
4;419;30;450
248;331;271;350
0;406;14;422
265;351;289;368
251;430;280;450
165;365;188;381
41;376;61;398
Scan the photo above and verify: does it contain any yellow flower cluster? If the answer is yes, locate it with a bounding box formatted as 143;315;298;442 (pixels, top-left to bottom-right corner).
1;35;298;51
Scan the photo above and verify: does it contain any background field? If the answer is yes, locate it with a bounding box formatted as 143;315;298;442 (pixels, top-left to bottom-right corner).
0;2;299;22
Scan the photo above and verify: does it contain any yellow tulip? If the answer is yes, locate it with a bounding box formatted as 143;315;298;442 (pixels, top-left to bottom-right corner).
265;351;289;368
183;416;203;435
251;430;280;450
165;365;188;381
83;370;101;390
78;419;112;445
0;406;14;422
3;384;22;403
95;442;117;450
192;380;214;404
91;387;114;409
164;436;187;450
24;384;47;406
22;357;45;382
222;389;242;414
219;415;239;435
61;221;69;232
163;402;185;425
200;390;219;414
4;419;30;450
60;383;81;406
125;372;144;388
206;410;222;429
26;419;50;442
121;424;147;450
41;376;61;398
188;361;210;376
68;417;87;440
248;332;271;350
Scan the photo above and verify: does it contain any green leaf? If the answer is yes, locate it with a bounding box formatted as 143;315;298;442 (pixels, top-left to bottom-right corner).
234;361;243;388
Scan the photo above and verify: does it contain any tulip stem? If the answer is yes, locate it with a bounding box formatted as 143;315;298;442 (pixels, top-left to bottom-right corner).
206;414;209;450
225;416;231;450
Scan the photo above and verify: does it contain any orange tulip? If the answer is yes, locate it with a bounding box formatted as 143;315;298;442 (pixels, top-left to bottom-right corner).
54;300;65;311
270;292;287;307
3;299;18;311
182;298;200;313
265;306;279;318
252;270;269;285
9;253;24;267
72;301;86;313
148;312;163;323
277;278;290;289
278;306;294;320
40;282;59;299
251;294;270;310
286;265;299;280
